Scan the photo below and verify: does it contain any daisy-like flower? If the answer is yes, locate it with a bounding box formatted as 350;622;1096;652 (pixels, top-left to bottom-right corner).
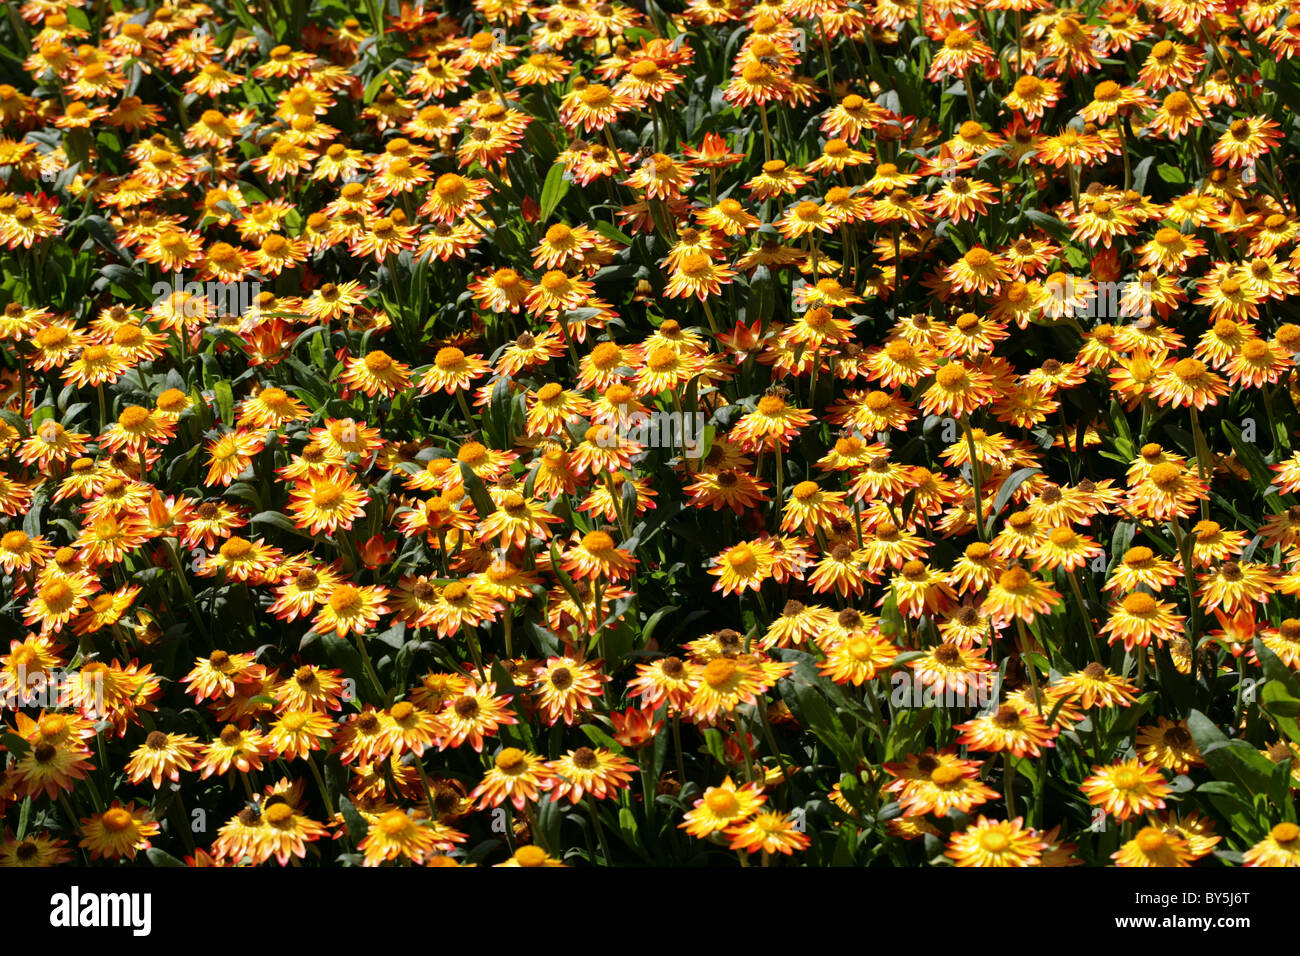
780;481;849;536
359;809;441;867
340;351;412;398
710;540;776;596
919;361;998;417
945;817;1043;867
687;656;767;721
543;746;637;803
1149;356;1228;410
664;252;736;300
729;394;815;453
1243;822;1300;867
1197;560;1278;615
287;469;370;535
1003;74;1061;119
534;656;607;726
78;802;160;861
265;710;335;760
13;740;94;800
1051;662;1138;710
726;811;811;855
956;704;1056;758
946;246;1011;295
1099;592;1185;652
249;798;331;866
471;747;556;811
438;684;517;753
1112;825;1195;867
818;630;899;686
205;429;267;487
628;656;698;711
681;776;766;837
559;81;637;133
981;567;1061;626
124;731;203;788
0;530;53;574
561;530;637;583
420;347;490;395
0;831;74;867
1135;718;1203;774
381;701;444;758
1081;759;1171;821
312;583;390;637
883;750;999;818
199;535;281;584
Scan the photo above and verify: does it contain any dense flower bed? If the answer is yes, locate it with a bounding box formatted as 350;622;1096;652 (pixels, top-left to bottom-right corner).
2;0;1300;867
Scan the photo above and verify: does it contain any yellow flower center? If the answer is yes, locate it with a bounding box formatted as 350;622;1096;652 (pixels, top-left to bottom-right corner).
540;271;569;292
1242;338;1269;361
703;658;737;688
1148;462;1181;489
390;702;415;722
1049;527;1075;546
328;585;362;614
1135;827;1166;852
458;441;486;465
1122;592;1157;615
979;829;1010;853
101;808;134;832
999;567;1032;591
647;346;677;370
1271;822;1299;844
930;765;964;785
495;747;527;772
583;530;615;554
705;789;739;814
219;537;253;561
935;364;967;387
2;530;29;549
580;84;613;107
1112;768;1140;789
513;845;549;866
1014;76;1043;97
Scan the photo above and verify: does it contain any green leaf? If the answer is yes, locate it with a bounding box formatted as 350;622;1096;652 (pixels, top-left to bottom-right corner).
641;605;680;647
1187;709;1277;798
1261;681;1300;745
213;379;234;426
338;796;369;844
459;463;496;518
1156;163;1185;184
146;847;187;867
983;467;1041;537
580;724;622;751
1254;637;1300;698
538;162;570;223
1222;421;1286;514
701;727;728;765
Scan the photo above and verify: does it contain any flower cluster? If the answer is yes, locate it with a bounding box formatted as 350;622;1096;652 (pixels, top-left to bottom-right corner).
2;0;1300;869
